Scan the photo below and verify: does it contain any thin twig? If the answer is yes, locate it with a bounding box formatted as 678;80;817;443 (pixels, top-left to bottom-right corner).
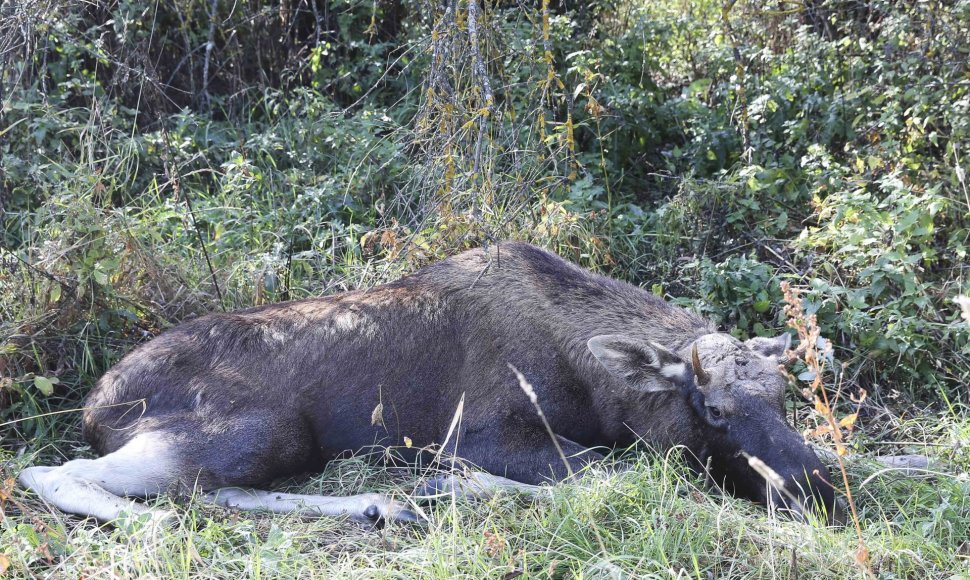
200;0;219;110
721;1;751;163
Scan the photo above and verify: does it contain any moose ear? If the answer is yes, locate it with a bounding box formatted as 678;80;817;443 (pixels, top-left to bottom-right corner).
745;334;792;358
587;335;691;392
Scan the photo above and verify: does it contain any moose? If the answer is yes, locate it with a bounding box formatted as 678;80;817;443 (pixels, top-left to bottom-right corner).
19;242;842;526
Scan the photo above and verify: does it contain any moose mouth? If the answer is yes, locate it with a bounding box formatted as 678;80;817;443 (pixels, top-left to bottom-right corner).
699;452;845;526
765;483;848;525
745;448;847;525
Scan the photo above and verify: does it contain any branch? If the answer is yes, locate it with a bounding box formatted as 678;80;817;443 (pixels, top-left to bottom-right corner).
200;0;219;111
466;0;493;177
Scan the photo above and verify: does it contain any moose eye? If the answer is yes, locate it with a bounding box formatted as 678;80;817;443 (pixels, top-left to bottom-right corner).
708;406;723;419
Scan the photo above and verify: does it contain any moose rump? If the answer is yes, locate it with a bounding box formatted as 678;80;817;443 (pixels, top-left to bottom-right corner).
26;280;473;523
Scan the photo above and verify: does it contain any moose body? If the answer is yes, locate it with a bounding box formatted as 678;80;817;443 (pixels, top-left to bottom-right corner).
19;242;839;525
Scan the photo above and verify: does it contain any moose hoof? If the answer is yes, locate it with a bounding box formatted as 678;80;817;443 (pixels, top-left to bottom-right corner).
353;494;423;526
390;506;422;523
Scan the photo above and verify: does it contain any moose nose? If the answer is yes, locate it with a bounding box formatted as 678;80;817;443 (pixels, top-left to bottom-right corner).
766;476;846;526
800;467;847;526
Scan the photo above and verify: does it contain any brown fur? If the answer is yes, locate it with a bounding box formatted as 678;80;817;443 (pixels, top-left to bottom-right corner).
72;242;836;518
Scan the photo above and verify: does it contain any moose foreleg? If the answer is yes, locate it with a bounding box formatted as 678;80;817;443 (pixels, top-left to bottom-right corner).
426;430;607;502
415;470;545;500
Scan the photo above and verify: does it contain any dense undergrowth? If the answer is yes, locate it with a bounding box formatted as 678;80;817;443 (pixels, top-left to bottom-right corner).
1;0;969;577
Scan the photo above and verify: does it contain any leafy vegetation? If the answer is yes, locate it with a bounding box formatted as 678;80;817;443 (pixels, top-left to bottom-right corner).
1;0;968;577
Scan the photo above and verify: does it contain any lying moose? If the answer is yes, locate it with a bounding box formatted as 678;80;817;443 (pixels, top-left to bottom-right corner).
19;242;841;525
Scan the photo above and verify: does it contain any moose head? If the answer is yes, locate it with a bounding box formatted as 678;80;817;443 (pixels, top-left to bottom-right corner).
588;332;843;524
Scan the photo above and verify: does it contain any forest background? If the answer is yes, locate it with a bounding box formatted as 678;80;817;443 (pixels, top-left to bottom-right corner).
1;0;968;577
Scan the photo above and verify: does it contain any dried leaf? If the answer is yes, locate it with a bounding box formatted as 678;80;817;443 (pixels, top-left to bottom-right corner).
371;402;384;427
854;545;870;567
810;424;833;437
360;231;377;252
955;295;970;325
0;478;13;504
0;553;10;575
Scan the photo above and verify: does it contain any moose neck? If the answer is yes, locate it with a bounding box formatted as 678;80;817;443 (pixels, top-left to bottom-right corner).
463;244;716;445
557;278;714;443
416;243;717;446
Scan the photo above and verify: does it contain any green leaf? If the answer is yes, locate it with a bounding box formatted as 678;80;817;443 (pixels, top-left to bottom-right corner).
33;376;59;396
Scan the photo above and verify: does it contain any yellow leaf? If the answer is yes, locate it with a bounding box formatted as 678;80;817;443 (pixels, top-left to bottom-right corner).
810;424;833;437
404;436;412;448
838;413;858;428
957;295;970;325
0;553;9;575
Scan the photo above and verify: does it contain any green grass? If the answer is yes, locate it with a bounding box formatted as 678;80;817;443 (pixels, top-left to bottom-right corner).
2;420;968;578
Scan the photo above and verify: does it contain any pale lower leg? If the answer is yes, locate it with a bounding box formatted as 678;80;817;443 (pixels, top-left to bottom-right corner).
18;465;158;522
203;487;421;523
17;432;179;524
